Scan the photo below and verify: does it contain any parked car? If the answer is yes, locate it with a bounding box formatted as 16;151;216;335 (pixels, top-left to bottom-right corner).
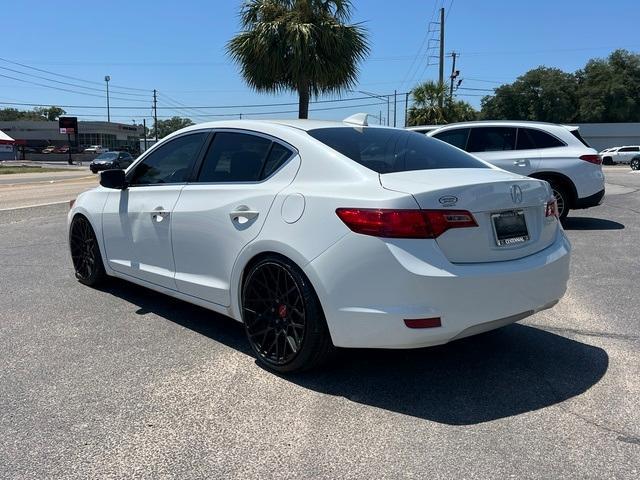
69;117;570;373
84;145;109;154
428;121;605;219
89;151;134;173
41;146;56;154
599;146;640;165
55;145;70;154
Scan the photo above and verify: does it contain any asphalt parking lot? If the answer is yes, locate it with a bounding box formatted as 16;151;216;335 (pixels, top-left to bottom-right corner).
1;167;638;479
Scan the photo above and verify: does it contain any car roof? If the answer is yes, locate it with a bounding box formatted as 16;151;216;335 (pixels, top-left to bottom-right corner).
177;118;395;134
429;120;578;130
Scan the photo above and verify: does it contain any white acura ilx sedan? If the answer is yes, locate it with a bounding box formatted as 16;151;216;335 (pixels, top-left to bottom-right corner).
68;115;571;372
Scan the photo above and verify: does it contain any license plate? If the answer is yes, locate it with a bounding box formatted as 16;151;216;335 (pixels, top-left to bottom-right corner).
491;210;529;246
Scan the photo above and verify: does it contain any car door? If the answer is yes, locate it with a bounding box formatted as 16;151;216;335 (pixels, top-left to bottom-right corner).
466;127;538;175
171;131;300;306
101;131;209;289
618;146;639;163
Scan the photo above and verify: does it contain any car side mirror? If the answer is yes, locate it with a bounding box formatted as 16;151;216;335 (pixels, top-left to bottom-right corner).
100;169;128;189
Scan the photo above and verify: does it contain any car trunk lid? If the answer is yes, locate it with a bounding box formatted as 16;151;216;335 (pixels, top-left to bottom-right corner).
380;168;559;263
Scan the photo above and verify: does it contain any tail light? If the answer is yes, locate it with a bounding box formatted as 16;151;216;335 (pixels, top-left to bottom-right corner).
545;198;559;218
579;154;602;165
335;208;478;239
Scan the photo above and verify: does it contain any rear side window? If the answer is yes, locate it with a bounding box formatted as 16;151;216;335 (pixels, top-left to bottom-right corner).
263;142;293;177
308;127;488;173
619;146;639;152
570;129;592;148
432;128;470;150
467;127;516;152
197;132;292;182
467;127;517;152
516;128;565;150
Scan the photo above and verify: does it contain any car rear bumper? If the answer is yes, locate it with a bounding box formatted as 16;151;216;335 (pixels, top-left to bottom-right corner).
574;188;605;209
305;228;570;349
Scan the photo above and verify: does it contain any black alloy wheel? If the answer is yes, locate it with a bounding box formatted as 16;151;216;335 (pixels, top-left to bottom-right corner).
241;256;333;372
631;158;640;170
69;215;106;286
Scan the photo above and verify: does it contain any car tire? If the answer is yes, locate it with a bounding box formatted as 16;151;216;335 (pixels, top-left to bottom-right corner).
69;215;106;287
631;158;640;170
602;157;614;166
241;255;334;373
549;181;570;220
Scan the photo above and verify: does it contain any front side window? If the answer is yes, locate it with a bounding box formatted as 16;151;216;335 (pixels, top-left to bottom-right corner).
129;132;207;185
467;127;517;152
197;132;281;183
308;127;488;173
432;128;470;150
619;146;639;152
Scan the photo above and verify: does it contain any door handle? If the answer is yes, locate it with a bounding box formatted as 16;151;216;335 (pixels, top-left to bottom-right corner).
150;207;170;223
230;206;259;224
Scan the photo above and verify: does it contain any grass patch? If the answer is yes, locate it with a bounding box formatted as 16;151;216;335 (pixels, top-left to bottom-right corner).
0;165;75;174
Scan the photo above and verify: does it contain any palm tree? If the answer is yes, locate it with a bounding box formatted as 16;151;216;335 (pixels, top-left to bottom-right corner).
407;81;448;126
227;0;369;119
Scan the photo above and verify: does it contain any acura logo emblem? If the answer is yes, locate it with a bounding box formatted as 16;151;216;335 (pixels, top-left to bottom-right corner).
510;185;523;204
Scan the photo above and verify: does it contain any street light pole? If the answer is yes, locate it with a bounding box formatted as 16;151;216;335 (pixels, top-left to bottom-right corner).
104;75;111;123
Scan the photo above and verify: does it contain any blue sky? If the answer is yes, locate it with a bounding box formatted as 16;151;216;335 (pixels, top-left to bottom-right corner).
2;0;639;126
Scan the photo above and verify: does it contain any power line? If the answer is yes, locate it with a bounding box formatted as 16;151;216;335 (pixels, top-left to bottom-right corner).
0;72;149;103
0;64;148;98
0;56;149;92
12;100;391;121
0;93;411;111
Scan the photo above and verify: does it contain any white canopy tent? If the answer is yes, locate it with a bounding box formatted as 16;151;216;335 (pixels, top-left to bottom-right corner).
0;129;16;160
0;129;15;144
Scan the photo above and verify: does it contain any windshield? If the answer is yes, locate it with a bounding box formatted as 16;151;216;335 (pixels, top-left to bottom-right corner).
308;127;489;173
96;152;118;160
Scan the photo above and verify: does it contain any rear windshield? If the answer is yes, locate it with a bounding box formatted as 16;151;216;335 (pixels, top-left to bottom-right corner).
308;127;489;173
570;129;592;148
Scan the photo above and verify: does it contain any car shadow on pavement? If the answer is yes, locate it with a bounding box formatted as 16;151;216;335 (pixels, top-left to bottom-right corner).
101;280;609;426
562;217;624;230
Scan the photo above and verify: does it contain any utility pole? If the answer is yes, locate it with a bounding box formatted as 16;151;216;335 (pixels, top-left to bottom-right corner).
379;110;382;125
404;92;409;127
449;51;459;99
104;75;111;122
143;119;148;151
438;7;445;108
393;90;397;127
387;96;390;126
153;89;158;141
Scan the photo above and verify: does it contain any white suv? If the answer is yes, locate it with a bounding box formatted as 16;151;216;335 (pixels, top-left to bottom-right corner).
600;146;640;165
427;121;605;219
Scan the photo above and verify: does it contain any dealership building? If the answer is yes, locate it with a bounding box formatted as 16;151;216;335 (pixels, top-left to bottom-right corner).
0;120;144;151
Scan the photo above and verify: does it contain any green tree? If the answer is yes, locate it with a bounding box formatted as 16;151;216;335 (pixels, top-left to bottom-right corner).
407;81;477;126
576;49;640;122
34;106;66;121
226;0;369;119
0;107;66;121
480;67;578;123
153;116;194;138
